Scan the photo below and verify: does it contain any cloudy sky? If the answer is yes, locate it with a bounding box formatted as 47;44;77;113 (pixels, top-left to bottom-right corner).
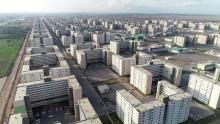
0;0;219;14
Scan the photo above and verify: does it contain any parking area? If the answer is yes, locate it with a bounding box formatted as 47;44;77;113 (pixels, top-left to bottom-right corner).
84;64;119;83
32;101;74;124
189;101;215;122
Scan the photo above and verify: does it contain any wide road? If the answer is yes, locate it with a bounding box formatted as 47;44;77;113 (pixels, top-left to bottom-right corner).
43;19;110;116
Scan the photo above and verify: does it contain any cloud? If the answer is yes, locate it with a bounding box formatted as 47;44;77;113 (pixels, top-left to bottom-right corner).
177;1;192;7
0;0;219;14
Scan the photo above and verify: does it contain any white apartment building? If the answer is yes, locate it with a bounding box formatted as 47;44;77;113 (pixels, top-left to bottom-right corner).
112;54;136;76
61;35;73;47
195;35;208;45
130;63;182;95
130;66;153;95
187;73;215;104
93;33;105;44
187;73;220;109
106;32;115;43
76;48;111;69
116;90;165;124
112;52;152;76
8;113;28;124
110;41;120;54
75;34;84;44
214;36;220;48
156;80;192;124
76;98;102;124
70;42;94;58
14;75;82;121
173;36;186;47
20;52;70;83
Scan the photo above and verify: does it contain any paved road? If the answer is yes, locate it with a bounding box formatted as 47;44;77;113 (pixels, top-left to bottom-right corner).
66;58;109;116
43;19;110;116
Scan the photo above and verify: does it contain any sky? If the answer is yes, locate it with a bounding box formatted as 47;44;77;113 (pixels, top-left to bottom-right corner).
0;0;219;15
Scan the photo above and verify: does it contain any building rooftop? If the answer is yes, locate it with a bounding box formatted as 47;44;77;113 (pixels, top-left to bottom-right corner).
8;113;26;124
14;86;27;102
68;77;81;90
158;80;184;95
75;118;102;124
117;90;141;106
191;73;217;84
169;92;192;101
135;100;165;112
78;98;98;120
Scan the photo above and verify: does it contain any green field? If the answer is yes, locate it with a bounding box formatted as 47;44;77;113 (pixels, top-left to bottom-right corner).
0;20;31;77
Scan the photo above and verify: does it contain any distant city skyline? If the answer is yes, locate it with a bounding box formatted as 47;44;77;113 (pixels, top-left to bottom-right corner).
0;0;220;15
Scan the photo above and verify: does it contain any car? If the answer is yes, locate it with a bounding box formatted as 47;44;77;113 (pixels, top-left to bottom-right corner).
48;115;54;118
53;121;61;124
36;119;40;124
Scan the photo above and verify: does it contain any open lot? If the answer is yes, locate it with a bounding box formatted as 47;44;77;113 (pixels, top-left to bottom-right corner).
84;64;119;83
159;52;220;70
189;101;215;122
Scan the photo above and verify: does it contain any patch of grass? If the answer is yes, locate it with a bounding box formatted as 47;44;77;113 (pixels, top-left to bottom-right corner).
0;23;30;77
109;112;123;124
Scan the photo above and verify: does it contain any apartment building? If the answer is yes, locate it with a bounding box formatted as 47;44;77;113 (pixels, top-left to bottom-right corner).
26;45;59;55
156;81;192;124
70;42;94;58
8;113;29;124
13;75;82;122
29;20;54;47
110;40;141;55
195;35;208;45
112;52;152;76
116;90;165;124
76;48;111;69
61;35;73;46
93;33;105;44
173;36;186;47
214;36;220;48
20;51;70;83
75;98;102;124
130;62;182;95
187;73;220;109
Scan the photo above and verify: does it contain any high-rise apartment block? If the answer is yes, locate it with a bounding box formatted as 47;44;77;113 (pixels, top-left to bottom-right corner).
195;35;208;45
116;90;165;124
130;62;182;95
112;52;152;76
156;81;192;124
173;36;186;47
187;72;220;109
116;80;192;124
